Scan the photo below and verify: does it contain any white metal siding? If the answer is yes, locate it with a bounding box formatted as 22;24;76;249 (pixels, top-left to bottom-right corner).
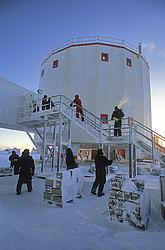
0;77;33;131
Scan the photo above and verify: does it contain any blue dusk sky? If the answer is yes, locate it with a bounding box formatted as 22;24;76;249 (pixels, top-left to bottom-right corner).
0;0;165;150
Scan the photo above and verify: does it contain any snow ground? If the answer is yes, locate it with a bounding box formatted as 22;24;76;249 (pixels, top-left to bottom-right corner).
0;153;165;250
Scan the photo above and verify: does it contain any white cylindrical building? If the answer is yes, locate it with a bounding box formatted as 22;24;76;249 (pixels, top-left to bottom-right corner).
39;36;151;146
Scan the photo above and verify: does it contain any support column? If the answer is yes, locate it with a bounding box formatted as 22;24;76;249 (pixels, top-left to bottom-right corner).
57;114;62;172
26;131;38;150
52;122;57;172
41;122;46;173
133;144;137;177
129;143;133;178
107;145;111;159
99;123;103;149
68;119;72;148
128;117;133;178
107;145;111;174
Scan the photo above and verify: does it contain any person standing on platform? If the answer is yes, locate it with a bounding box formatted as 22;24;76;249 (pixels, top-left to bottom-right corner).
111;106;124;136
91;149;113;197
42;95;49;110
16;149;35;195
42;95;54;110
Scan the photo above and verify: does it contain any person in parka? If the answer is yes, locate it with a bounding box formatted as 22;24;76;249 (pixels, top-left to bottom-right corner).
111;106;124;136
91;149;113;197
16;149;35;195
65;148;83;199
65;148;78;170
9;150;19;168
70;95;84;121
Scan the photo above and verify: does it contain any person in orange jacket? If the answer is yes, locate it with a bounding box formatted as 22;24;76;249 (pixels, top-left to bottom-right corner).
70;95;84;121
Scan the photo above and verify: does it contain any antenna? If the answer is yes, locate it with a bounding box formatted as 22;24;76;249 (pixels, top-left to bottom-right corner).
138;43;142;54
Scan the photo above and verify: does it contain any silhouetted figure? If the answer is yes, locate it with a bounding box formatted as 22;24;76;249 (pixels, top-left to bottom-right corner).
9;151;19;169
48;97;55;109
33;89;42;112
70;95;84;121
42;95;48;110
91;149;113;197
42;95;55;110
32;99;39;112
111;106;124;136
16;149;35;195
65;148;83;199
65;148;78;170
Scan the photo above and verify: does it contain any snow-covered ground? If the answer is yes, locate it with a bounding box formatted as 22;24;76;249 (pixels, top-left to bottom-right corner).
0;152;165;250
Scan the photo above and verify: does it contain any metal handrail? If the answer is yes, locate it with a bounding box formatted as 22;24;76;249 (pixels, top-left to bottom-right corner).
131;118;165;159
51;36;138;53
17;94;165;162
51;94;101;127
133;118;165;142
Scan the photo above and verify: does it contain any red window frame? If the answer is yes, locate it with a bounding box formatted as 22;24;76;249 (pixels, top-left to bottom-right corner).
101;53;109;62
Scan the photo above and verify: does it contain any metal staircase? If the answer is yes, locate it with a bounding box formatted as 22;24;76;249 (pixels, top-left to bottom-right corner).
17;94;165;174
130;119;165;165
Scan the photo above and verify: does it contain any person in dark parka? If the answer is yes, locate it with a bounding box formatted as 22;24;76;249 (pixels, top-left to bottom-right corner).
111;106;124;136
91;149;113;197
9;150;19;168
42;95;48;110
16;149;35;195
65;148;78;170
42;95;55;110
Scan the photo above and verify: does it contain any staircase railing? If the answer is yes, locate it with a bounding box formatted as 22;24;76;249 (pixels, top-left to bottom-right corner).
17;94;165;164
51;95;130;137
130;118;165;163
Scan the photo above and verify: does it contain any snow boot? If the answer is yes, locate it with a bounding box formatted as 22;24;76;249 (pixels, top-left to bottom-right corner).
98;193;105;197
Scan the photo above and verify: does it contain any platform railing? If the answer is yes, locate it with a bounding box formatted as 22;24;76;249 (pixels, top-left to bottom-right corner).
17;94;165;164
41;35;148;65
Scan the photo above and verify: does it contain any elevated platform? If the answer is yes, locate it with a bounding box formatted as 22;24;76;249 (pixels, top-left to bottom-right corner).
16;94;165;173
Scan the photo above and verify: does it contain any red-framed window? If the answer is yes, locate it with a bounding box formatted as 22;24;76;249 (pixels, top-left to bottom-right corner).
101;53;109;62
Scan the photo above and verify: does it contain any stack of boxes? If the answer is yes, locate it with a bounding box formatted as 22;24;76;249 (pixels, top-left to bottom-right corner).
109;173;151;229
43;177;55;204
44;169;83;207
43;172;69;207
52;172;63;206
